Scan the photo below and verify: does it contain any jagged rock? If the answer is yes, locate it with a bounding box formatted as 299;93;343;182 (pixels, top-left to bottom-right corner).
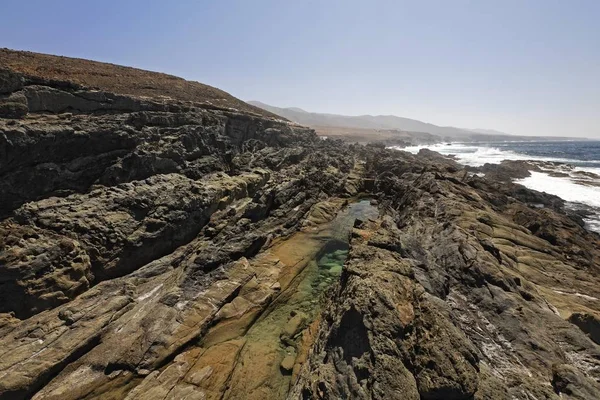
552;363;600;399
2;50;600;400
0;90;28;118
10;171;270;282
0;222;92;318
476;160;536;181
280;347;297;373
568;312;600;344
280;356;295;372
290;229;479;400
280;311;309;345
0;69;23;93
0;101;27;118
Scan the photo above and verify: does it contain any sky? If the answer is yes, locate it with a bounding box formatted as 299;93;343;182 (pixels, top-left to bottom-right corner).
2;0;599;137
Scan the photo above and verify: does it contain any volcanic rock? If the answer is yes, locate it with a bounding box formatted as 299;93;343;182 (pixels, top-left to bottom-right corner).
1;49;600;400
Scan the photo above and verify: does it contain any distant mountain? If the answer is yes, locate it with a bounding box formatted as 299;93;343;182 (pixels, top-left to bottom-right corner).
286;107;308;113
468;128;512;136
248;101;509;140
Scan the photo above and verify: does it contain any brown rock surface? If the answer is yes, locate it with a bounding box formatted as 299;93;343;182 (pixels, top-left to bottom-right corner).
1;50;600;400
0;48;279;118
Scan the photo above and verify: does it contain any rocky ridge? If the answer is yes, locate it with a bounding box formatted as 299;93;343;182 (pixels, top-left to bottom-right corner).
1;51;600;399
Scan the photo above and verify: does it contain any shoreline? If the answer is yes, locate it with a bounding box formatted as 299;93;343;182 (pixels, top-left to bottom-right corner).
394;141;600;233
3;52;600;399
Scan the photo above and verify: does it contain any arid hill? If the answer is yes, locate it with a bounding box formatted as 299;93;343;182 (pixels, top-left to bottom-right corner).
0;48;280;118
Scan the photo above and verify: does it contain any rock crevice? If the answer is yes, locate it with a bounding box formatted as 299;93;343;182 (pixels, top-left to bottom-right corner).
2;51;600;400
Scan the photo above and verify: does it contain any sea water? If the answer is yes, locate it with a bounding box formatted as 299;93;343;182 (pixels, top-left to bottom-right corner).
397;140;600;233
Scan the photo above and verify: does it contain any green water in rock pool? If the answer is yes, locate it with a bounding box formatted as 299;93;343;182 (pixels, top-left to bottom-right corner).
243;200;379;340
218;200;379;399
309;240;348;297
254;200;379;328
297;199;379;313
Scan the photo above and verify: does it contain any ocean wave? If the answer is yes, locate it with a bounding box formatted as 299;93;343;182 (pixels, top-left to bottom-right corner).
397;143;600;173
515;172;600;208
395;142;600;233
585;217;600;233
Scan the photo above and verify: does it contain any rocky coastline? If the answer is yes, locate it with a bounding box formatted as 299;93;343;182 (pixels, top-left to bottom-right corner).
2;50;600;399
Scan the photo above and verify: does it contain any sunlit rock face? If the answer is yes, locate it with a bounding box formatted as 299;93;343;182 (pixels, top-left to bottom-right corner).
2;50;600;400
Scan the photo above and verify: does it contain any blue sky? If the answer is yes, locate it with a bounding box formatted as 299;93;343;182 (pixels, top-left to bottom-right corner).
2;0;599;137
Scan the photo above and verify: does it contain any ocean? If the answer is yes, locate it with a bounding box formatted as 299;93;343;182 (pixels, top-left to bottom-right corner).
398;140;600;233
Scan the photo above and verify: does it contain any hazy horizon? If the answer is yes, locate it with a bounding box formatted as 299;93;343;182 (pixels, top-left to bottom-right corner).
248;101;595;139
2;0;599;138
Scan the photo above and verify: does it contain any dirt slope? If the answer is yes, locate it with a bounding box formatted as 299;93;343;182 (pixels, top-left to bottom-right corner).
0;48;281;118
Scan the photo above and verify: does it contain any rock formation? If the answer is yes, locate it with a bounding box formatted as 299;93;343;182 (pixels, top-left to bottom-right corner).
1;49;600;399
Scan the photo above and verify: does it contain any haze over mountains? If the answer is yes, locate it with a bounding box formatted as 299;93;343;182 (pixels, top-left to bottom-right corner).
248;101;511;140
249;101;582;142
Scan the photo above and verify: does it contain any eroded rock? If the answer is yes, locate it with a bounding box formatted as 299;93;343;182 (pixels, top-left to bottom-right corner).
2;52;600;400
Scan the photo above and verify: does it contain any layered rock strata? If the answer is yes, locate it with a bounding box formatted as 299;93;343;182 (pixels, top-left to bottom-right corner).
1;51;600;400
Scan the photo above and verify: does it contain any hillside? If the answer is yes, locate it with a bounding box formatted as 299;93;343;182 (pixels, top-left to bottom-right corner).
248;100;489;140
249;101;587;142
0;48;281;119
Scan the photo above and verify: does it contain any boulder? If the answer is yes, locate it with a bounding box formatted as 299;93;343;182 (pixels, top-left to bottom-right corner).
0;69;23;93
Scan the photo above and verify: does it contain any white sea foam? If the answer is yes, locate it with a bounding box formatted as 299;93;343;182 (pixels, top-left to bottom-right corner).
400;143;527;166
395;142;600;233
515;172;600;208
586;217;600;233
512;172;600;233
400;143;600;169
